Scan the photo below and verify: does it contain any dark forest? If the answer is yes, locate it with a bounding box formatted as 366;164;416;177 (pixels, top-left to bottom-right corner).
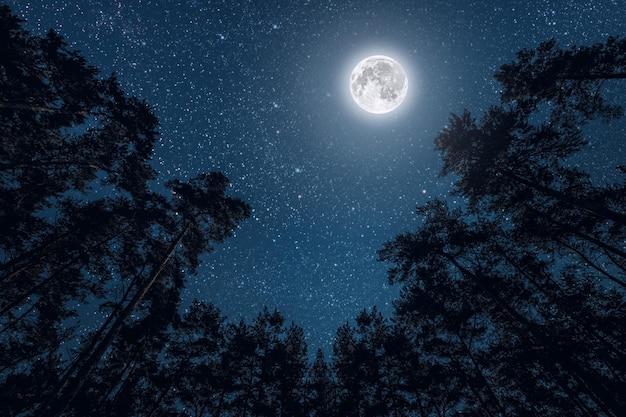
2;4;626;417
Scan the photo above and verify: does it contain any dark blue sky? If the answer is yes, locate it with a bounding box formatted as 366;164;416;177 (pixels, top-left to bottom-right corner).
9;0;625;353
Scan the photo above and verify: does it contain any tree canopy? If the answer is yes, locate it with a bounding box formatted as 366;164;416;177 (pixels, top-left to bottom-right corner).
1;6;250;416
380;35;626;417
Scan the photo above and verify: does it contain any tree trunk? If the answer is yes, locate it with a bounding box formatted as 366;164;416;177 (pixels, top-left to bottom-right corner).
444;252;624;417
501;169;626;227
39;222;191;417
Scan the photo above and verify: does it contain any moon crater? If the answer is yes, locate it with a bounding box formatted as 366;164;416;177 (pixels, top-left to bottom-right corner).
350;55;408;114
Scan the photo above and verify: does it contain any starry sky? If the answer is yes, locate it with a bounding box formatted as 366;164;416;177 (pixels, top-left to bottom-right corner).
8;0;626;354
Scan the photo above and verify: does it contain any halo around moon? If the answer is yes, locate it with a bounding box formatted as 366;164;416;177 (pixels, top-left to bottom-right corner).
349;55;408;114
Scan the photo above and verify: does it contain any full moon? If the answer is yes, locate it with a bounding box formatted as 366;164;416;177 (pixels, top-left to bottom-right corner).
349;55;408;114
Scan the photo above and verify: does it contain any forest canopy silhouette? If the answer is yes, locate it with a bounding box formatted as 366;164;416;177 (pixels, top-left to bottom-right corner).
1;4;625;417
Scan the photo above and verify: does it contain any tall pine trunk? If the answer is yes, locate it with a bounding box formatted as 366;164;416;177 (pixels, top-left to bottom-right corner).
39;222;191;417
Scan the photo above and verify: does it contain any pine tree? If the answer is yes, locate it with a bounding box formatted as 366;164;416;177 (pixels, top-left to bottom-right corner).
307;349;337;417
380;199;626;416
332;322;364;417
495;37;626;121
163;301;230;417
433;39;626;290
0;6;251;416
39;173;250;417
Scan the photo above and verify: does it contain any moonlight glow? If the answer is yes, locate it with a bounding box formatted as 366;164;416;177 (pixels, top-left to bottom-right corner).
349;55;408;114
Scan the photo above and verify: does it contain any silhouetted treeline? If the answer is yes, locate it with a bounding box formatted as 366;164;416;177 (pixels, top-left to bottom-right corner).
378;36;626;416
2;4;626;416
0;5;250;416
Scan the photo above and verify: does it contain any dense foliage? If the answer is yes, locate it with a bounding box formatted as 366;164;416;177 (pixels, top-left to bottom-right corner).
378;36;626;416
1;4;625;417
0;6;251;416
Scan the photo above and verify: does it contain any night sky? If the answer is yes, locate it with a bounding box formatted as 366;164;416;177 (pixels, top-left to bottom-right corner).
8;0;626;354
